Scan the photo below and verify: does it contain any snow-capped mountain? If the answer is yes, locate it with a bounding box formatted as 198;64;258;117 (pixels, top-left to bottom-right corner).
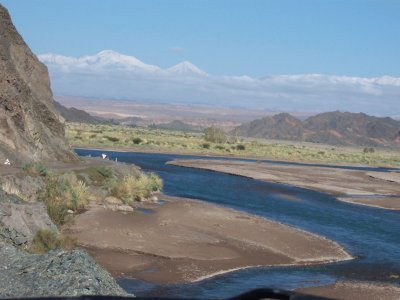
39;50;206;76
38;50;400;115
167;61;207;76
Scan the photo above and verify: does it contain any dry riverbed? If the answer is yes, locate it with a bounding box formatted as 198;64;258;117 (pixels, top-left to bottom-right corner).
169;159;400;210
65;195;351;284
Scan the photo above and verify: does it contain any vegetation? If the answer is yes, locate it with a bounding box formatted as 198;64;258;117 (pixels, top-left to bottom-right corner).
204;126;227;143
22;162;48;176
39;173;89;226
30;229;76;254
110;173;163;204
132;137;143;144
363;147;375;154
66;123;400;167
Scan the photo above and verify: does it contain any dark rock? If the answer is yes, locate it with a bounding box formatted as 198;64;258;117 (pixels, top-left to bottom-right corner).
0;189;57;247
0;4;76;164
0;240;129;297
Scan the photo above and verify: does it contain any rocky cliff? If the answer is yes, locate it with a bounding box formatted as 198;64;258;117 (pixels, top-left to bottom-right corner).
0;4;75;164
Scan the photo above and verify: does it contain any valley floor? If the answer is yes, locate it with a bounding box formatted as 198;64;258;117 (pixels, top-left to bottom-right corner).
64;195;351;284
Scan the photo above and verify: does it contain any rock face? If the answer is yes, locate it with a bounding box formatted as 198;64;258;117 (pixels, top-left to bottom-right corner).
233;111;400;147
0;240;128;297
0;4;75;164
0;189;56;247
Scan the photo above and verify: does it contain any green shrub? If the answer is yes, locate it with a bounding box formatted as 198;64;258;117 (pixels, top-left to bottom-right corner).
40;173;89;226
363;147;375;154
30;229;76;254
104;136;119;142
110;173;163;204
236;144;246;150
204;126;227;143
215;145;225;150
201;143;210;149
95;166;114;178
22;162;48;176
132;137;143;144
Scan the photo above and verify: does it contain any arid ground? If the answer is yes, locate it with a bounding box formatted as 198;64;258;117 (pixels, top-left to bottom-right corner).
65;195;351;284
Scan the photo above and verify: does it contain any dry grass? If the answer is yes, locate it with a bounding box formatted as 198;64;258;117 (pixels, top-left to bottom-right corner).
30;229;77;254
67;123;400;167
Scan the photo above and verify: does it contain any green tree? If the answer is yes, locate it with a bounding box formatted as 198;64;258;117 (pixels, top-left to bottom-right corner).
204;126;227;143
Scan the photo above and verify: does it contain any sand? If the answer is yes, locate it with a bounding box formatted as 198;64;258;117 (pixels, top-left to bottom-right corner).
65;195;351;284
299;281;400;300
169;159;400;210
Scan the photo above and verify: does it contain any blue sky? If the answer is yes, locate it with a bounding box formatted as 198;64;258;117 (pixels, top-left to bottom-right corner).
2;0;400;77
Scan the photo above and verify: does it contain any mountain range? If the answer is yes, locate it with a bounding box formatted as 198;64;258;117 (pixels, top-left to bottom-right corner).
39;51;400;116
232;111;400;147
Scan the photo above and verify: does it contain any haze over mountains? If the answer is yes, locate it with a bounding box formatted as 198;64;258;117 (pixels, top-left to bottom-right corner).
40;51;400;116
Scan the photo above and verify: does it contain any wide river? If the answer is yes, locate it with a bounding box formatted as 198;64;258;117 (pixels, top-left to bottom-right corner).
76;149;400;298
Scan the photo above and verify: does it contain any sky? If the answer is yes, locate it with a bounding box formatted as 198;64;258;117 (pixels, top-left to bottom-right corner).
2;0;400;78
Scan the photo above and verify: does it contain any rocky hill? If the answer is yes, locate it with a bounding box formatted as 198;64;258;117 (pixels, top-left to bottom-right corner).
0;5;74;164
232;113;304;141
233;111;400;147
54;101;107;124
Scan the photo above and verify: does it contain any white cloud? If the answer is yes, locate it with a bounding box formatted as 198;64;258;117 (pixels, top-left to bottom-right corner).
39;50;400;115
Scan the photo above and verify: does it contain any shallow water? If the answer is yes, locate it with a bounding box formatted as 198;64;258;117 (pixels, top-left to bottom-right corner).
76;149;400;298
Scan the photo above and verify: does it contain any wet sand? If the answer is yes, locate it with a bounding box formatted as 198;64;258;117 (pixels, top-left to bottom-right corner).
65;195;351;284
299;281;400;300
169;159;400;210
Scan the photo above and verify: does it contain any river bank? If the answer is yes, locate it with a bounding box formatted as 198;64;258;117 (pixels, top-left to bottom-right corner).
169;159;400;210
65;195;351;284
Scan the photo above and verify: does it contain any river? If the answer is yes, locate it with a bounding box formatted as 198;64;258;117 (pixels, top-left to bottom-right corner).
76;149;400;298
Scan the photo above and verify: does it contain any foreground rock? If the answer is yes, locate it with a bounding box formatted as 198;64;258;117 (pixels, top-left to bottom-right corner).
0;4;75;164
66;195;351;284
0;190;56;247
0;240;128;297
169;159;400;210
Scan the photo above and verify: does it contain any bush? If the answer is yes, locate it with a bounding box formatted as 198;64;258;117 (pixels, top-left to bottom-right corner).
30;229;76;254
110;173;163;204
363;147;375;154
201;143;210;149
95;166;114;178
132;137;143;144
236;144;246;150
40;173;89;226
22;162;48;176
104;136;119;142
204;126;227;143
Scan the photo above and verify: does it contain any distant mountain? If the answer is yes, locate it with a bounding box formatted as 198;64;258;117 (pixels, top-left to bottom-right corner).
149;120;203;132
167;61;208;76
233;113;304;141
38;50;400;116
233;111;400;147
54;101;108;124
39;50;206;76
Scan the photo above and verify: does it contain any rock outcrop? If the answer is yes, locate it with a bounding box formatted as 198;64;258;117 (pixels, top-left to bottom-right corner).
0;240;128;297
0;189;56;247
0;4;75;164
